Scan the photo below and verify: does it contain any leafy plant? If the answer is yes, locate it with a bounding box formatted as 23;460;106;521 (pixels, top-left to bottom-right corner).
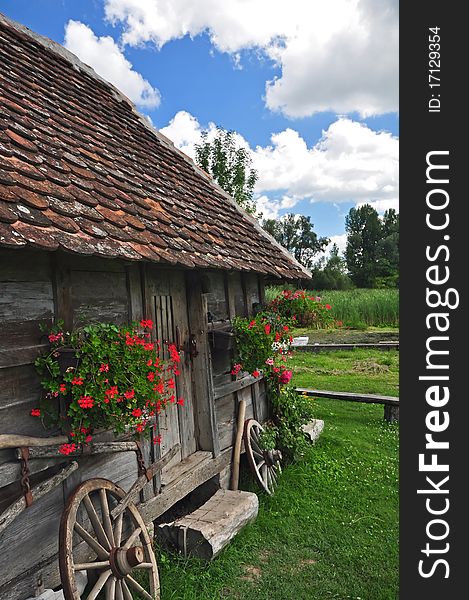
258;424;278;452
271;387;316;462
268;289;335;329
33;320;183;454
232;311;316;463
231;311;294;386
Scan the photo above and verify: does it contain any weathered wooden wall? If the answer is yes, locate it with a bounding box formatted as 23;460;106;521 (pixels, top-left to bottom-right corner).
0;248;269;599
0;250;143;599
214;378;268;451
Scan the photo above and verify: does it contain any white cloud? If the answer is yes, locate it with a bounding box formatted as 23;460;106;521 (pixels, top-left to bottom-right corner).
104;0;398;117
159;110;250;158
255;195;297;220
327;234;348;256
253;118;399;207
161;111;398;212
64;20;160;108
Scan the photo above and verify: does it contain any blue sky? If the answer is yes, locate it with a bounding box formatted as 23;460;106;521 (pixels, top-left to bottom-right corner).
0;0;398;251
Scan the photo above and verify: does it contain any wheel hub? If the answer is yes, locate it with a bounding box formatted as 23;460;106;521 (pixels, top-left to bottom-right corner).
109;545;144;578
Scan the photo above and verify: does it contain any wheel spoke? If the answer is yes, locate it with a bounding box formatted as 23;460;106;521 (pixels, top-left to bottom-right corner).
260;463;268;484
250;437;262;455
265;466;272;491
74;522;109;559
125;574;154;600
105;575;116;600
268;467;277;492
121;579;134;600
100;489;115;547
83;494;111;550
252;448;264;460
114;513;123;547
116;580;124;600
87;568;112;600
255;459;265;472
134;562;155;569
73;560;110;571
122;526;142;550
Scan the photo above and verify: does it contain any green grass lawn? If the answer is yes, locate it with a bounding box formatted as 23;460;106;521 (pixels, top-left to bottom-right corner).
156;348;399;600
290;348;399;397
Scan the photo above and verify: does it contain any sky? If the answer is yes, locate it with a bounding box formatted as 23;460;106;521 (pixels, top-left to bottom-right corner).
0;0;398;255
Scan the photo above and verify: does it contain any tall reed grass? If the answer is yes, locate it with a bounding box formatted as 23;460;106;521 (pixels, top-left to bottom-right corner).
265;286;399;328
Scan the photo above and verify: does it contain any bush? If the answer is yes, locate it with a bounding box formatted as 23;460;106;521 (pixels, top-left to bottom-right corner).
261;387;316;463
268;289;335;328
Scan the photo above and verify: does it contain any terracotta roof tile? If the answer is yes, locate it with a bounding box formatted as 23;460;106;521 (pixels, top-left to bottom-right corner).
0;14;310;280
0;221;27;246
0;200;18;223
12;221;58;250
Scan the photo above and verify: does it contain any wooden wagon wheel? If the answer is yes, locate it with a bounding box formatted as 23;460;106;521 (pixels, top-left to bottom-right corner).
59;478;159;600
243;419;282;496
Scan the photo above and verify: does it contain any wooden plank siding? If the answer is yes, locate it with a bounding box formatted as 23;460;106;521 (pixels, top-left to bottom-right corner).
0;248;270;599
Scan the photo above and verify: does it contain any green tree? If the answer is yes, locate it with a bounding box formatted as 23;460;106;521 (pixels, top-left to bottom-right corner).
376;209;399;287
262;214;329;270
195;127;258;213
312;243;352;290
345;205;383;287
345;205;399;288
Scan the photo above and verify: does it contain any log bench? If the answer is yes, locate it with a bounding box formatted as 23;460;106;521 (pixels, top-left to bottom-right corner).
156;489;258;560
295;388;399;422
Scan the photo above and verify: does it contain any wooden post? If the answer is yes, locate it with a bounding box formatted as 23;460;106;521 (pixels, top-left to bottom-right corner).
240;272;250;317
186;272;220;457
225;272;236;321
230;398;246;491
384;404;400;422
258;275;266;307
51;252;73;331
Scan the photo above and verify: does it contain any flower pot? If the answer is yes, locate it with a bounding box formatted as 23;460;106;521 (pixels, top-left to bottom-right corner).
55;347;79;375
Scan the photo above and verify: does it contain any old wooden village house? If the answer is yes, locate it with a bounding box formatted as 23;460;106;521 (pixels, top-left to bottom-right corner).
0;13;309;599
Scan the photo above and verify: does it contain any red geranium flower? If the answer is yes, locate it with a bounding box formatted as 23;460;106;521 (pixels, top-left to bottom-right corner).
132;408;142;417
264;324;271;335
71;377;84;386
59;443;77;456
252;370;260;378
140;319;153;329
31;408;41;417
78;396;94;409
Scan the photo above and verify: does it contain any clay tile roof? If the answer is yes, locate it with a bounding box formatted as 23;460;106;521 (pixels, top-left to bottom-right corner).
0;13;310;280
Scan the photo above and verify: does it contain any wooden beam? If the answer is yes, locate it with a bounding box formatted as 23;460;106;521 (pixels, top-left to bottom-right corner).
213;375;261;400
51;253;73;331
295;388;399;405
186;272;220;457
293;342;399;352
225;272;236;321
139;449;231;523
258;275;265;307
240;272;249;317
0;344;49;369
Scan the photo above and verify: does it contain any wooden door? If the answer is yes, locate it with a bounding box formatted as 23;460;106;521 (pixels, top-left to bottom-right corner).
146;269;197;477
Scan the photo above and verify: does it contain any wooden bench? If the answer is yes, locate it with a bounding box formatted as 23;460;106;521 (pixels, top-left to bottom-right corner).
295;388;399;422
